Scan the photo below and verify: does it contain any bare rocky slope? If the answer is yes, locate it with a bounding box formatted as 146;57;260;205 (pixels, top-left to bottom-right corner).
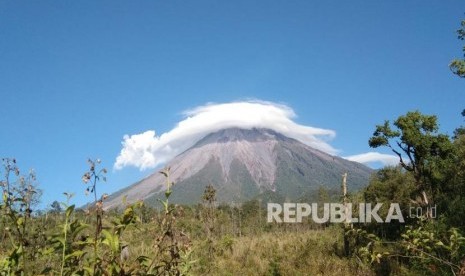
104;128;373;209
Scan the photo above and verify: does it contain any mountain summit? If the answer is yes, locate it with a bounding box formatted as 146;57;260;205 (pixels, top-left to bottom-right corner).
105;128;373;209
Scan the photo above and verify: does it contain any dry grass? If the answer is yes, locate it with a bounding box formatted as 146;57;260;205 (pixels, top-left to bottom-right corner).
194;227;374;276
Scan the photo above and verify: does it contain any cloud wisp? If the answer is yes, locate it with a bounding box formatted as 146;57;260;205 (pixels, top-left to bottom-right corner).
114;100;337;170
344;152;399;166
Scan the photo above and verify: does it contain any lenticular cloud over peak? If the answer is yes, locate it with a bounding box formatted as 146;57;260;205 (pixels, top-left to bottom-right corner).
114;100;337;171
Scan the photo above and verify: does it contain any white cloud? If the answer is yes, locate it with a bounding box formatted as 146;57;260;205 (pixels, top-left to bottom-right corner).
114;100;337;170
344;152;399;166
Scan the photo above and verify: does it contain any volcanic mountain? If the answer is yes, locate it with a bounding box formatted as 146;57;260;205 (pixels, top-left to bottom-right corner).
104;128;373;209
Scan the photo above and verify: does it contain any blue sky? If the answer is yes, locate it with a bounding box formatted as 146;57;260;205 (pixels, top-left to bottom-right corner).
0;1;463;209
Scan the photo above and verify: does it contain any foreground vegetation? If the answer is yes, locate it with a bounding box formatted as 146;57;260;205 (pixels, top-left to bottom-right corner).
0;157;401;275
0;133;464;275
0;156;374;275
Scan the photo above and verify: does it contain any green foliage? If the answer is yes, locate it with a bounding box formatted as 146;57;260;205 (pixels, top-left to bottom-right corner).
50;200;62;214
362;110;465;275
0;159;196;275
450;18;465;78
435;133;465;230
219;234;234;254
363;167;416;239
202;184;216;205
200;184;217;264
144;167;192;275
346;222;465;275
50;195;89;276
0;158;45;274
369;111;451;174
369;111;454;209
400;223;465;275
266;257;281;276
345;228;388;265
364;167;416;205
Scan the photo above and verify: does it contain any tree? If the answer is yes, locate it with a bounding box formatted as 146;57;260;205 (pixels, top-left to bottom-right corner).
453;111;465;138
439;131;465;230
201;184;216;238
368;111;453;211
50;200;62;213
200;184;217;263
450;18;465;78
363;167;416;239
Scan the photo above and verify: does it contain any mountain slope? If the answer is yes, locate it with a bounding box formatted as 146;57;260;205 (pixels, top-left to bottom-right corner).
105;128;373;209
